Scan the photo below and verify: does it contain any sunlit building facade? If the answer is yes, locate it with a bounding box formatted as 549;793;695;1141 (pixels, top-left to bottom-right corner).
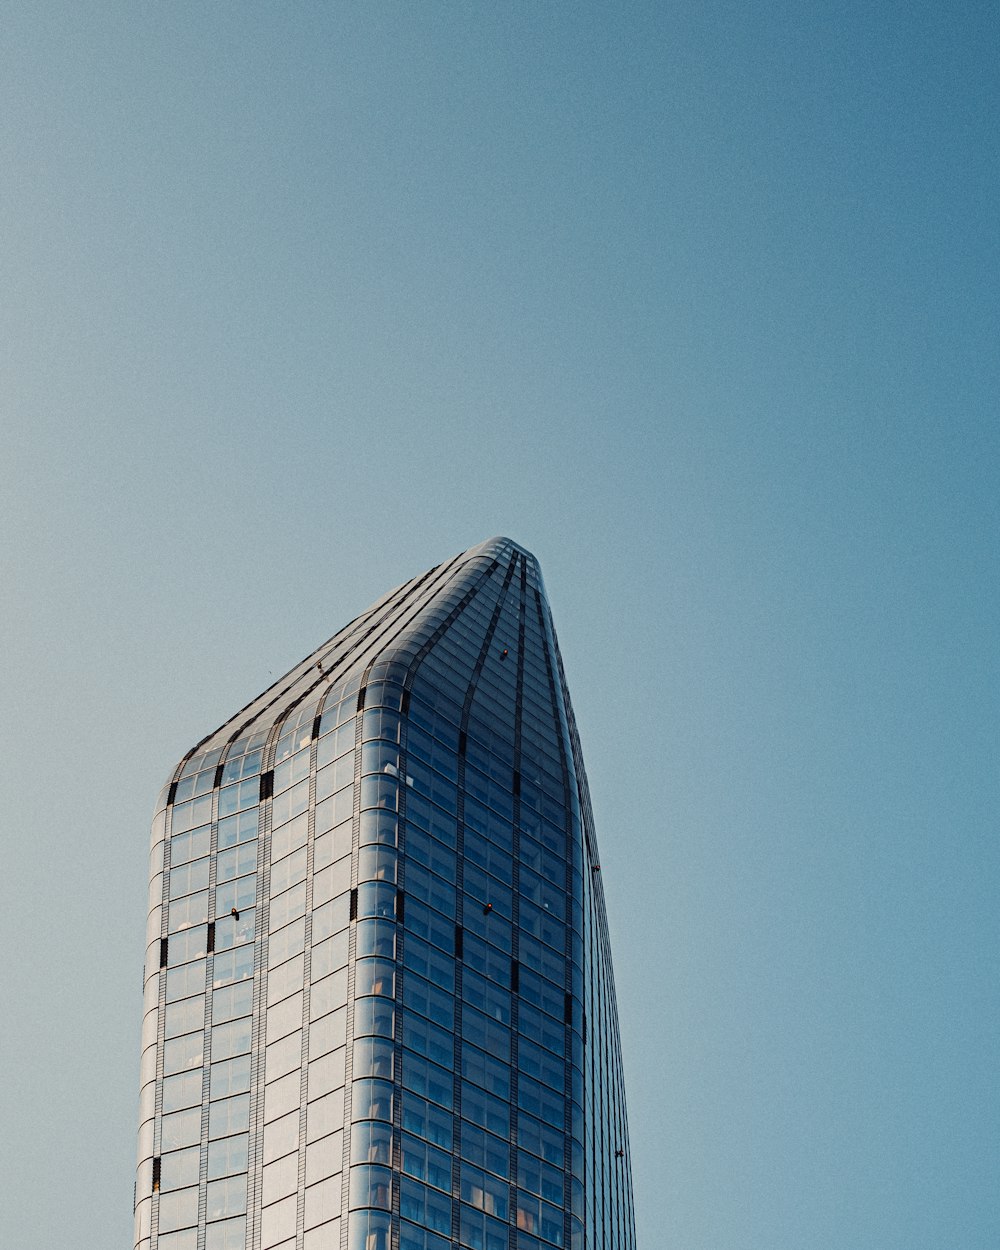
135;537;635;1250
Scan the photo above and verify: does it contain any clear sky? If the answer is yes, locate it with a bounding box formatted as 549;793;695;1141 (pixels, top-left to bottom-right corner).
1;4;997;1248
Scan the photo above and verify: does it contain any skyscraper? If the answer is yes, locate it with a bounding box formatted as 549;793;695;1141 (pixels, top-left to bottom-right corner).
135;537;636;1250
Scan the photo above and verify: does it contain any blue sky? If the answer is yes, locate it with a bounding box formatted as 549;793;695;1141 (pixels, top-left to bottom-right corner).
1;4;997;1248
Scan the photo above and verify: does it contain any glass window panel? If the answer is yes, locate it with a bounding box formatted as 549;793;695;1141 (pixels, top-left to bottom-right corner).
307;1088;345;1141
211;1017;252;1062
164;1032;204;1077
305;1174;343;1229
274;747;310;796
351;1120;392;1166
222;747;263;784
212;945;254;990
161;1107;201;1152
460;1123;508;1179
166;961;206;1003
158;1230;198;1250
164;996;205;1039
314;821;352;872
401;1011;453;1068
209;1093;250;1139
358;810;398;847
160;1146;200;1192
350;1079;392;1124
170;859;210;900
305;1129;344;1186
261;1194;296;1249
263;1110;299;1164
206;1175;247;1221
349;1163;392;1211
317;718;356;764
461;1043;510;1100
311;930;349;981
211;1054;251;1100
308;1047;346;1099
269;917;306;967
270;846;307;897
217;778;259;817
171;794;212;834
310;968;348;1022
399;1178;450;1235
316;787;354;834
267;953;305;1006
400;1090;450;1145
459;1204;509;1250
353;1037;393;1081
264;1070;301;1124
266;1031;303;1082
356;919;396;960
271;779;309;828
168;892;209;933
314;856;352;904
316;753;355;800
215;875;257;917
401;1133;452;1192
401;1053;453;1110
218;809;258;849
354;958;394;998
347;1209;391;1250
309;1007;348;1061
205;1215;246;1250
207;1134;249;1180
215;908;256;951
517;1113;564;1167
267;991;303;1042
269;882;307;931
461;1082;509;1138
212;980;253;1026
399;1220;450;1250
262;1151;298;1206
271;810;309;861
157;1186;199;1234
217;843;257;884
403;972;454;1030
168;926;209;966
162;1069;203;1114
460;1163;508;1218
170;826;211;866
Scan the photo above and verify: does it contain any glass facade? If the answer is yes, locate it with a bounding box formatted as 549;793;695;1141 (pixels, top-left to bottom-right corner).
136;537;636;1250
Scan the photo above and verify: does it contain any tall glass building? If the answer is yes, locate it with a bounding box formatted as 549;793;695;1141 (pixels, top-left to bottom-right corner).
135;537;636;1250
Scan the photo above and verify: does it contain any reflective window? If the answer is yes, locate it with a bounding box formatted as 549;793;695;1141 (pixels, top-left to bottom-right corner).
208;1134;249;1180
162;1069;202;1113
349;1163;392;1210
206;1174;247;1220
401;1132;452;1192
399;1178;450;1235
157;1185;198;1233
170;859;210;900
461;1123;508;1178
170;826;211;866
164;1032;203;1076
161;1106;201;1151
210;1054;251;1100
217;809;258;849
208;1093;250;1139
211;1017;252;1062
160;1145;200;1192
205;1215;246;1250
460;1164;508;1218
352;1120;392;1166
